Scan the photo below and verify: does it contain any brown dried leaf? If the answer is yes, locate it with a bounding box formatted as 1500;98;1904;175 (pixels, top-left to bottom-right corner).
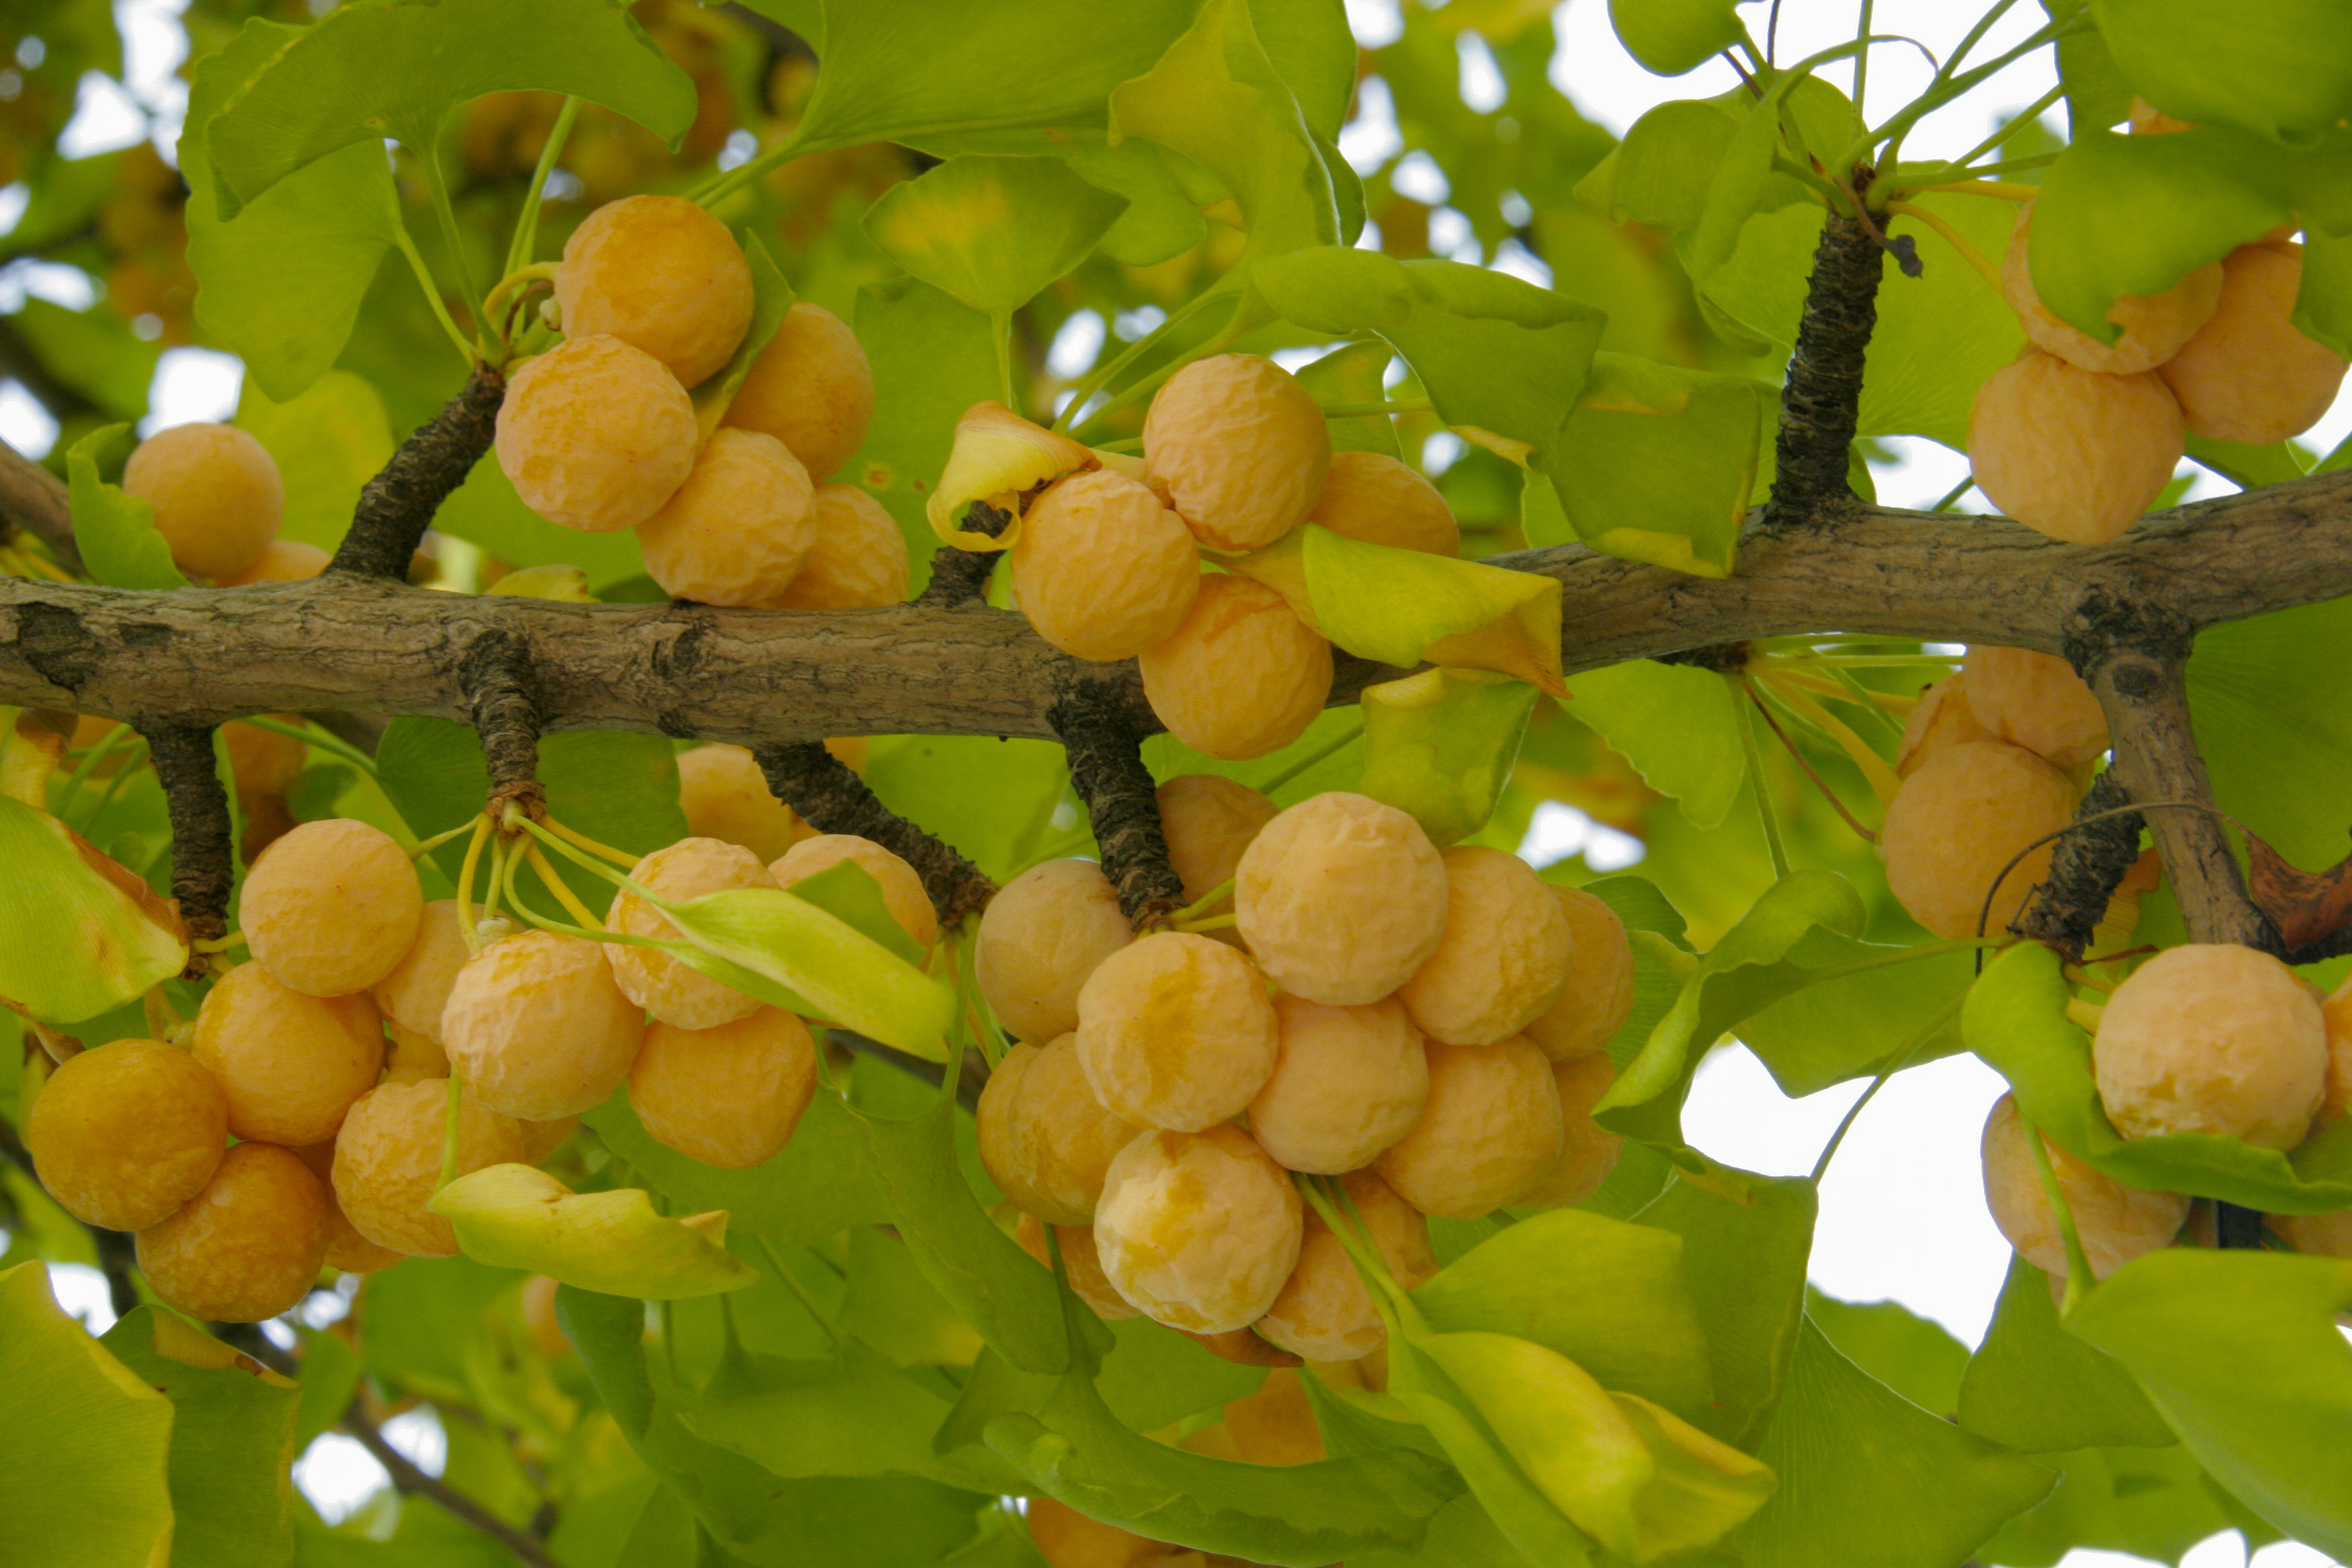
2244;832;2352;949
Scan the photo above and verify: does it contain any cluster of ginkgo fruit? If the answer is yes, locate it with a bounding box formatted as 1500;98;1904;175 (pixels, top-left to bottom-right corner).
494;193;905;609
21;741;934;1323
1966;101;2349;545
953;353;1459;763
972;777;1634;1380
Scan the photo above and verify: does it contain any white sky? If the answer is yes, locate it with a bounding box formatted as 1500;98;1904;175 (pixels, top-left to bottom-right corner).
8;4;2343;1560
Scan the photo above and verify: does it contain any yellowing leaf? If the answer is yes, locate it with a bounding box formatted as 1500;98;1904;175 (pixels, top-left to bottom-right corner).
430;1165;756;1300
0;795;187;1024
1357;669;1538;846
485;564;595;602
1225;524;1567;695
925;401;1095;548
864;155;1128;318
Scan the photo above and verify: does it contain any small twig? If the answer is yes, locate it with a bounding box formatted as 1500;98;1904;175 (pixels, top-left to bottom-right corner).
142;723;234;961
914;502;1009;609
2015;773;2143;958
1046;681;1184;927
341;1398;555;1567
0;438;81;573
1767;209;1887;524
460;630;545;826
1743;683;1877;843
751;742;995;924
330;364;505;581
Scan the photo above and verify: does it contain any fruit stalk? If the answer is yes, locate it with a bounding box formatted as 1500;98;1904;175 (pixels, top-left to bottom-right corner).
750;739;995;924
328;362;507;581
144;720;234;959
1769;211;1884;522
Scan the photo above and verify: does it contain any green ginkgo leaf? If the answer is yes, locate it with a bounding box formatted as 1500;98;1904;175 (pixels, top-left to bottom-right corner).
430;1164;756;1300
1355;669;1538;846
864;156;1128;318
0;793;188;1024
67;425;185;591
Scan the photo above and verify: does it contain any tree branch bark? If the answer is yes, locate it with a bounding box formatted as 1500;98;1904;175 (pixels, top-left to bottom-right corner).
460;628;545;824
5;471;2347;742
2016;771;2143;956
142;722;232;960
1048;673;1184;926
329;364;505;581
341;1399;555;1568
752;742;995;924
0;438;81;573
1767;211;1884;522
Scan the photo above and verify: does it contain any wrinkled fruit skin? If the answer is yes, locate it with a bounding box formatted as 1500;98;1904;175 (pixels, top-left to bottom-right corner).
2159;241;2350;446
27;1038;226;1232
1143;353;1332;553
1248;994;1429;1175
1896;674;1994;778
771;833;938;951
385;1021;449;1083
1968;349;2184;546
240;818;424;997
1235;791;1449;1006
1522;886;1634;1063
1012;469;1201;662
1095;1124;1304;1334
1375;1037;1563;1218
2002;201;2222;375
373;899;477;1044
1257;1169;1434;1361
332;1077;525;1257
976;859;1132;1044
136;1142;329;1323
630;1007;819;1169
1015;1214;1139;1320
555;193;753;389
1139;575;1333;762
1306;450;1459;556
768;483;910;608
121;421;283;580
2095;943;2326;1150
979;1034;1144;1226
495;334;697;533
1398;846;1572;1046
607;837;776;1030
677;743;802;864
1518;1054;1626;1208
1076;932;1279;1132
1981;1093;2188;1281
723;301;875;481
1963;646;2110;769
1157;773;1279;906
443;929;646;1121
1880;740;2078;940
291;1140;407;1274
191;963;383;1147
636;428;816;607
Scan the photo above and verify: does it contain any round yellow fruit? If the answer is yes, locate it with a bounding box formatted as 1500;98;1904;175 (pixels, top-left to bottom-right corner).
1896;674;1994;778
383;1020;449;1083
223;717;305;799
495;334;697;533
677;743;801;863
332;1078;526;1257
1156;774;1279;907
978;1034;1144;1225
1522;886;1635;1063
215;538;329;586
26;1038;226;1232
636;428;816;606
2094;943;2326;1150
136;1141;329;1322
2002;201;2222;375
1257;1169;1434;1362
2320;974;2352;1126
191;963;383;1146
1247;994;1428;1174
121;422;283;580
722;301;875;481
1880;740;2078;940
1138;576;1333;761
976;859;1131;1044
1234;791;1449;1006
1967;349;2185;546
1010;469;1201;662
1518;1053;1626;1208
1398;846;1573;1046
1026;1498;1161;1568
630;1007;819;1169
607;837;777;1030
1375;1037;1563;1218
2272;1209;2352;1259
289;1138;408;1274
1981;1092;2188;1281
1962;645;2110;769
2159;241;2350;446
240;817;424;997
1015;1213;1140;1320
1143;353;1331;553
1305;449;1459;556
555;193;753;389
1224;1367;1330;1465
768;483;909;608
771;833;938;951
443;929;647;1121
1095;1124;1304;1334
1075;932;1279;1132
372;899;477;1044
